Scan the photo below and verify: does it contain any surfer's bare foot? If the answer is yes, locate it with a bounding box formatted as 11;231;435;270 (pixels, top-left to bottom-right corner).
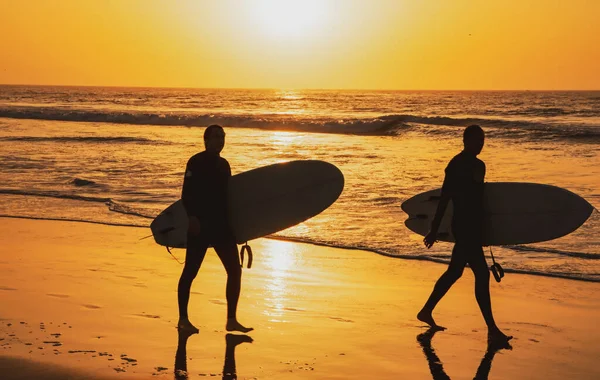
177;318;199;334
226;318;253;333
417;310;446;330
488;328;512;344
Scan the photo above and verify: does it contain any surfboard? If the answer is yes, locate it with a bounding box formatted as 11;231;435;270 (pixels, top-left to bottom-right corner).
151;160;344;248
401;182;593;246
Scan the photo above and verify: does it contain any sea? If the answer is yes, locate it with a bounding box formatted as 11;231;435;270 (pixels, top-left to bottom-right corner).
0;85;598;281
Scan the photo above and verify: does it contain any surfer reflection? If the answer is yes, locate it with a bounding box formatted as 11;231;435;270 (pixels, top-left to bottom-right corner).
178;124;252;334
417;125;511;343
417;327;512;380
175;329;253;380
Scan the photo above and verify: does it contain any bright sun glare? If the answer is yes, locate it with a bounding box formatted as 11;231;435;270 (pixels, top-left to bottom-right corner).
251;0;329;39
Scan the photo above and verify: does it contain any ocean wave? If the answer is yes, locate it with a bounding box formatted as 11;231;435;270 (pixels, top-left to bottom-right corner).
107;201;154;219
0;189;156;219
0;135;167;145
2;106;599;142
513;107;569;117
504;245;599;259
0;156;49;170
488;267;599;282
71;178;98;187
0;214;148;229
0;188;112;203
371;196;401;205
0;106;410;135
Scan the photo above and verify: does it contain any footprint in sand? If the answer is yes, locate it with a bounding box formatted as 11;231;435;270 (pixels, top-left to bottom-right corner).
82;304;102;310
328;316;354;323
120;356;137;363
47;293;70;299
209;299;226;305
87;268;113;273
507;321;562;333
43;341;62;346
132;313;161;319
283;307;305;312
0;286;17;291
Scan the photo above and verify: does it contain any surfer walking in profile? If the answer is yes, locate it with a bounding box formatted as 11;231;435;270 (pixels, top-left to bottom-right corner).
177;124;253;334
417;125;511;344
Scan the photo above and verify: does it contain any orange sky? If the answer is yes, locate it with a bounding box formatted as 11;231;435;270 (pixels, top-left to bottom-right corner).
1;0;599;90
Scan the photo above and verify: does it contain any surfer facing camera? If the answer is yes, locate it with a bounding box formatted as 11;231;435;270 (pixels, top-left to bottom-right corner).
177;124;253;334
417;125;511;344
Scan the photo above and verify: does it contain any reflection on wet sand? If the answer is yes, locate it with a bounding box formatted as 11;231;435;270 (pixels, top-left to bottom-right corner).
175;329;253;380
417;327;512;380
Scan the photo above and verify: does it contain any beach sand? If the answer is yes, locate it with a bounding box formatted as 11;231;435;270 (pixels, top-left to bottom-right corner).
1;217;599;379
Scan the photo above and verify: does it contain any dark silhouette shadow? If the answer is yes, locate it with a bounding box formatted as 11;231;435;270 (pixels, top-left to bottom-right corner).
417;328;512;380
174;329;253;380
222;333;254;380
174;328;195;380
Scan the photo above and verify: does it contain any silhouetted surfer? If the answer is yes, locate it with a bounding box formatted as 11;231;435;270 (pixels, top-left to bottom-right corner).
177;124;252;334
417;125;511;344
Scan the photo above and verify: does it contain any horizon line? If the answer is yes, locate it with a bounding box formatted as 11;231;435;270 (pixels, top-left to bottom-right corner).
1;83;599;92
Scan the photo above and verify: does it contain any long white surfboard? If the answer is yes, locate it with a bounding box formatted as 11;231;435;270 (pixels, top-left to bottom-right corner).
151;160;344;248
402;182;593;246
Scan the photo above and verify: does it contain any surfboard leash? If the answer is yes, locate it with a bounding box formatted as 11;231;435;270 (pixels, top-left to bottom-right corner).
240;242;253;269
489;246;504;283
166;246;185;265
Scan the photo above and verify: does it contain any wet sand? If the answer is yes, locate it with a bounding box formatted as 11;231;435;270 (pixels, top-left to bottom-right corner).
1;217;599;379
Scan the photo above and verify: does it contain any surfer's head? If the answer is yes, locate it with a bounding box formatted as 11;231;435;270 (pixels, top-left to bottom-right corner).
204;124;225;154
463;125;485;155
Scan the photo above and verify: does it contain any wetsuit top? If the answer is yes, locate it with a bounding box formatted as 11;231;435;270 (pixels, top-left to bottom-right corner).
181;151;232;237
441;151;486;242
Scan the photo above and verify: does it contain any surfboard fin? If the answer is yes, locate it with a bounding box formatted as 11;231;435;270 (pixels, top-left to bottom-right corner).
240;243;253;269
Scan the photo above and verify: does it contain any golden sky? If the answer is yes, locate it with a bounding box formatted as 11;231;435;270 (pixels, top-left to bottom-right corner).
1;0;599;90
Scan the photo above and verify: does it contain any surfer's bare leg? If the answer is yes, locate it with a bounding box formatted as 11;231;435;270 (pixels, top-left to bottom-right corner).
469;248;512;342
214;241;254;333
418;244;467;329
177;236;208;333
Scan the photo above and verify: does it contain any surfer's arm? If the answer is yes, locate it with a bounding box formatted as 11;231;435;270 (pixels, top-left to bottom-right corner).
430;194;451;233
181;162;204;235
424;167;454;248
181;158;205;219
221;159;235;237
432;164;456;231
424;192;451;248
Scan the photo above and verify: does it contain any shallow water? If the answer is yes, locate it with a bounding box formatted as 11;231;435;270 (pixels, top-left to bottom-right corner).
1;87;598;281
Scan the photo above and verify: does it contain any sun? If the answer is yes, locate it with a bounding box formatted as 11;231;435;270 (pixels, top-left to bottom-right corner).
250;0;329;39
